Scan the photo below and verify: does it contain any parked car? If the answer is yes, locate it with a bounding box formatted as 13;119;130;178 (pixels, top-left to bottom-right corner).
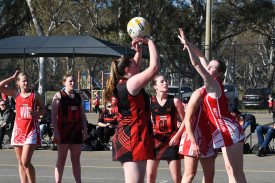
224;84;239;107
242;88;273;109
167;85;194;101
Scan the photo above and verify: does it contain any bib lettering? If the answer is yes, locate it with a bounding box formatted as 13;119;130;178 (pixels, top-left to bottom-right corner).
20;105;32;119
155;115;172;133
67;106;80;122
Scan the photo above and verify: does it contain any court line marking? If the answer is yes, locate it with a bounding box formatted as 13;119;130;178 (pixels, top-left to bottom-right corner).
0;164;274;173
0;174;126;181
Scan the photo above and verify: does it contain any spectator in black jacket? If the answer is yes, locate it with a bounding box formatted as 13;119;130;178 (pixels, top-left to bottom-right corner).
0;99;15;149
96;102;117;150
230;105;256;131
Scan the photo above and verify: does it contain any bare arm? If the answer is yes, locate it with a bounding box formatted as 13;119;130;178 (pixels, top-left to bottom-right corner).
178;28;220;96
188;43;209;69
184;89;202;156
79;96;88;141
127;38;160;96
51;92;61;144
98;122;109;127
30;92;47;117
0;70;20;98
169;97;185;146
132;39;142;67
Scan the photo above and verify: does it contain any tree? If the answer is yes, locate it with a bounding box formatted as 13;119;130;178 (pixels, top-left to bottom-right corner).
26;0;67;100
0;0;31;39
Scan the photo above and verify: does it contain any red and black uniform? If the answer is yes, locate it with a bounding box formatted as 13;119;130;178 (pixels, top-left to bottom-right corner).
112;80;155;162
11;90;41;146
151;95;181;160
57;91;83;144
96;110;117;144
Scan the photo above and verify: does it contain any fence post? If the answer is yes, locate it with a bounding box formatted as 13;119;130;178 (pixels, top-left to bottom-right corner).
89;76;93;112
78;71;80;93
233;43;236;85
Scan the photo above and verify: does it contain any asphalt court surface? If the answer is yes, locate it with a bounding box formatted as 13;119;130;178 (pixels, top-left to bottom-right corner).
0;113;274;183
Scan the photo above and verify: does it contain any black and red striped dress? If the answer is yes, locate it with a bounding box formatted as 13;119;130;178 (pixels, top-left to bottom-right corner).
112;80;155;162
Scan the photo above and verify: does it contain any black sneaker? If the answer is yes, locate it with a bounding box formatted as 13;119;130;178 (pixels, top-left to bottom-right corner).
257;146;266;157
262;147;267;156
256;147;262;157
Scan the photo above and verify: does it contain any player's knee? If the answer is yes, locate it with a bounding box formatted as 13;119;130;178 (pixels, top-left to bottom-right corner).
184;171;196;181
21;160;31;169
56;158;67;166
172;175;182;183
147;173;157;183
17;159;23;166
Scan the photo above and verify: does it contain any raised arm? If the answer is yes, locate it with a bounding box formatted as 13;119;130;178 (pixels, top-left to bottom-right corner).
127;38;160;95
132;39;142;67
0;70;20;98
178;28;208;69
178;28;220;96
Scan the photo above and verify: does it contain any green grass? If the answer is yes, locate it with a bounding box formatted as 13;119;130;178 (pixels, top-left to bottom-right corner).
239;108;268;113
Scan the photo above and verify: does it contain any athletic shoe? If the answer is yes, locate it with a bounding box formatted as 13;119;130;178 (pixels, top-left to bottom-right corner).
257;146;266;157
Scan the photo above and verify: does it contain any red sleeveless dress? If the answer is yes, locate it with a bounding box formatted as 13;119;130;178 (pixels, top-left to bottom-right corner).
201;79;245;148
11;90;41;146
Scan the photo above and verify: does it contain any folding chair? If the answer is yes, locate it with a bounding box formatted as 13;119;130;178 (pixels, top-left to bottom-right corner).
243;120;258;153
2;129;12;149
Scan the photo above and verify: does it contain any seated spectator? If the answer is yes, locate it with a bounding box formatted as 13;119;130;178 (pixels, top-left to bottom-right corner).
96;102;117;150
38;104;52;142
39;123;47;140
0;99;15;149
230;104;256;131
256;123;275;157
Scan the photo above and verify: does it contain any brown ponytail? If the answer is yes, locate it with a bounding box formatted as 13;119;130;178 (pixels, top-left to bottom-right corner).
105;56;132;101
216;60;226;82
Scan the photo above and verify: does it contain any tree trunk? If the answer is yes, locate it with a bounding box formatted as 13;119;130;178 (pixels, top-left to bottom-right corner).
26;0;46;103
38;57;46;102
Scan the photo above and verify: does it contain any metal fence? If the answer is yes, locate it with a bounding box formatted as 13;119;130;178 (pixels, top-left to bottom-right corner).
0;43;274;93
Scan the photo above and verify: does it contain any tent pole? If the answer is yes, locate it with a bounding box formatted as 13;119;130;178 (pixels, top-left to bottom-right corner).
73;48;75;76
24;48;26;72
78;71;80;93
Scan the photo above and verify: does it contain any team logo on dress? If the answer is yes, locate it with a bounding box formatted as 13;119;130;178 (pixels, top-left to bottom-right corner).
160;116;167;120
166;107;171;112
112;97;117;103
71;106;77;110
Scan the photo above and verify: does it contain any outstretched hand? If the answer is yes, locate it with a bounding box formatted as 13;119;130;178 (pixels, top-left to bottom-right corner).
132;38;142;53
132;37;150;52
178;28;188;51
